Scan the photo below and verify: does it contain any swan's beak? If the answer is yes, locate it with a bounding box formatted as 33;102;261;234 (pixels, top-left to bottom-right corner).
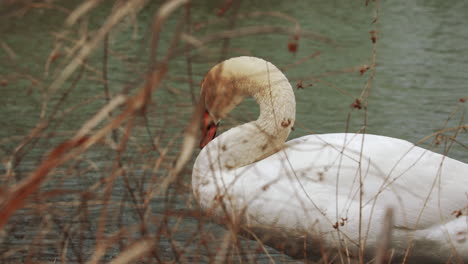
200;109;218;149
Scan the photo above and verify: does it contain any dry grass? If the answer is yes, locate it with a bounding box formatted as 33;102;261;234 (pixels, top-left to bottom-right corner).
0;0;466;263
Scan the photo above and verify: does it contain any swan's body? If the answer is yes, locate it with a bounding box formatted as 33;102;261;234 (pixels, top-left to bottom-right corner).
192;56;468;262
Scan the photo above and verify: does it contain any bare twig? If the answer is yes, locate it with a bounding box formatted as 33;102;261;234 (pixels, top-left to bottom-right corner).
375;208;394;264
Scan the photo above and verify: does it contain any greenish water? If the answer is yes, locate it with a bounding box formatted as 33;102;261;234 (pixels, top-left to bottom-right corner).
0;0;466;263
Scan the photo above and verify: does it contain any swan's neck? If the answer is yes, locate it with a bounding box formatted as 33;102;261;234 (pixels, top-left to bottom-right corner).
204;60;296;170
252;74;296;137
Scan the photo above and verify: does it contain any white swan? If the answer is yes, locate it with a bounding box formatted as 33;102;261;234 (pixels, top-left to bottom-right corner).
192;56;468;262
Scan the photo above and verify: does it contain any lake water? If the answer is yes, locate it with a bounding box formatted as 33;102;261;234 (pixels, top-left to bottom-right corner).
0;0;466;263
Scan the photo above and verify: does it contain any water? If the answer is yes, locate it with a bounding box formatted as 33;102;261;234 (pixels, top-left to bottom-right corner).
0;0;466;263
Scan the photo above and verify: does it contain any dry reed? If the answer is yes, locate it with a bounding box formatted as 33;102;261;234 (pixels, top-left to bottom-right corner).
0;0;466;263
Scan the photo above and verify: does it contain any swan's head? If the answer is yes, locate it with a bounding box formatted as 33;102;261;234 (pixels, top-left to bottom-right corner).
199;57;257;148
198;56;294;149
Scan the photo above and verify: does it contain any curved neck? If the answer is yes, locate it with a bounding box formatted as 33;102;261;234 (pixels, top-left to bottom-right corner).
203;58;296;170
252;72;296;137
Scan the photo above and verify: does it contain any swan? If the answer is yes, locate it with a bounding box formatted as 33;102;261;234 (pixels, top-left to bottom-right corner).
192;56;468;262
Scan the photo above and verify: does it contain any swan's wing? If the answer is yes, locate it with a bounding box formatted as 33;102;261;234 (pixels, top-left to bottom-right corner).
279;134;467;227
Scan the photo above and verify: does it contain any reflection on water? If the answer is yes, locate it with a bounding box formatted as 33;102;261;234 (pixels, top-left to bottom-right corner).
0;0;466;262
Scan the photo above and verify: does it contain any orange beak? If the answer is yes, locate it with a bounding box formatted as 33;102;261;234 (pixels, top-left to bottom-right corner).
200;109;218;148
